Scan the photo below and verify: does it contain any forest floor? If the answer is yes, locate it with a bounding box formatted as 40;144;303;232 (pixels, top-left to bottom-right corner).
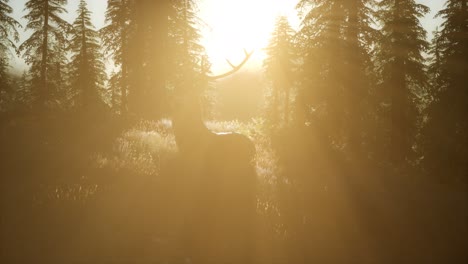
0;116;467;263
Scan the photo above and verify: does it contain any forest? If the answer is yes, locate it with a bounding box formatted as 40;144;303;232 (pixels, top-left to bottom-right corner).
0;0;467;263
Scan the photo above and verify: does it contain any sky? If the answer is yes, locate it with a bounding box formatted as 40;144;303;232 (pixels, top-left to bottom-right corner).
9;0;447;72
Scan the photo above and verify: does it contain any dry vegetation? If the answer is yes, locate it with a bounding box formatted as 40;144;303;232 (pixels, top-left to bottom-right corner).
1;117;466;263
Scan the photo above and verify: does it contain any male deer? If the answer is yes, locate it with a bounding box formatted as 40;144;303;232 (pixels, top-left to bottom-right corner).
171;50;256;264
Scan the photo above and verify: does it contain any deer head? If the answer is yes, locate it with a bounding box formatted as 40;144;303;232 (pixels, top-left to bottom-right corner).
172;49;254;155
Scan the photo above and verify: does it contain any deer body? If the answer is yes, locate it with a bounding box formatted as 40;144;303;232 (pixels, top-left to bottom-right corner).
170;51;256;263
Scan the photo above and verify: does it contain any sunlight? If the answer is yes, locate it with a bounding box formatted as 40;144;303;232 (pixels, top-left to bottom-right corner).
198;0;299;72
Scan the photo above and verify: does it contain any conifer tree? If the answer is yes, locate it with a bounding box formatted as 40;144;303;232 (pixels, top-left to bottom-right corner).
342;0;379;155
101;0;132;113
146;0;171;116
0;0;21;100
423;0;468;180
427;28;445;93
264;16;296;126
126;0;171;117
296;0;378;153
296;0;347;140
168;0;205;94
107;70;121;111
19;0;70;107
376;0;429;164
69;0;106;109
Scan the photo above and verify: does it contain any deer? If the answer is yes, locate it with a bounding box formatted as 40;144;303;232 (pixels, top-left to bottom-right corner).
169;50;257;264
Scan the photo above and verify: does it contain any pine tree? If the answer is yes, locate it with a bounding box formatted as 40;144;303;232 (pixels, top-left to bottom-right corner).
264;16;296;126
126;0;171;117
146;0;171;116
15;71;32;106
0;0;21;101
19;0;70;108
107;70;121;112
427;28;445;93
296;0;347;141
101;0;132;114
423;0;468;181
376;0;429;165
126;0;147;115
342;0;379;156
296;0;378;153
168;0;205;95
69;0;106;109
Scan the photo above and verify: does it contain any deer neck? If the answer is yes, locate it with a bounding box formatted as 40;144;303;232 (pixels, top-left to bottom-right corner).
172;98;213;154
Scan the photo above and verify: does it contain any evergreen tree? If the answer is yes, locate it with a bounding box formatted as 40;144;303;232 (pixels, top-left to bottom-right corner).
264;16;296;126
126;0;171;117
342;0;379;156
296;0;378;153
14;71;33;107
168;0;205;95
0;0;21;105
126;0;147;115
101;0;201;117
107;70;121;112
296;0;347;141
146;0;171;116
423;0;468;181
69;0;106;109
427;28;445;93
101;0;132;114
376;0;429;164
19;0;70;108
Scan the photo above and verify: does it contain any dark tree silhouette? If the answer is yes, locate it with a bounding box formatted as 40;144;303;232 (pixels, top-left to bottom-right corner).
102;0;172;117
69;0;106;109
19;0;70;108
125;0;177;118
423;0;468;181
296;0;348;142
101;0;132;114
342;0;379;156
264;16;296;127
376;0;429;165
168;0;206;95
0;0;21;108
296;0;378;156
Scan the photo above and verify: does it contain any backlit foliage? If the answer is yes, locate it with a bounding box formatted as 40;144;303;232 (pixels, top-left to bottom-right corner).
19;0;71;106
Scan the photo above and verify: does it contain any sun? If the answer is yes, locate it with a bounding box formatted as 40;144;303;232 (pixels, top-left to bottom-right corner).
198;0;299;73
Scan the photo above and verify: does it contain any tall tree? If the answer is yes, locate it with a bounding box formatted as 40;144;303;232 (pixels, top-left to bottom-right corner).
423;0;468;181
126;0;171;117
101;0;132;114
0;0;21;102
296;0;347;141
264;16;296;126
342;0;378;156
427;28;445;93
168;0;205;95
376;0;429;164
147;0;171;116
69;0;106;109
19;0;70;108
107;70;121;111
296;0;378;154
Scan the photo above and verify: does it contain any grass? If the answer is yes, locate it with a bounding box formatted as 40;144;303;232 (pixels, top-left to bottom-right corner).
1;116;466;263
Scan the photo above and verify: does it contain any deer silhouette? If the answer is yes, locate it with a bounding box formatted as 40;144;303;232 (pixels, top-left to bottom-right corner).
171;50;256;264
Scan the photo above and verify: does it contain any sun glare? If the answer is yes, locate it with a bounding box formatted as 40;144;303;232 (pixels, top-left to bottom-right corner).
198;0;299;73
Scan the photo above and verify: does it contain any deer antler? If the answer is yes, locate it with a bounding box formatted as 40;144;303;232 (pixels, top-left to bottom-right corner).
205;49;254;81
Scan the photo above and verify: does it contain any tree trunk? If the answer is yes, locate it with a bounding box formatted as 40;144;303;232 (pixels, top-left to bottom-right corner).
121;27;128;114
390;0;408;165
40;0;49;107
